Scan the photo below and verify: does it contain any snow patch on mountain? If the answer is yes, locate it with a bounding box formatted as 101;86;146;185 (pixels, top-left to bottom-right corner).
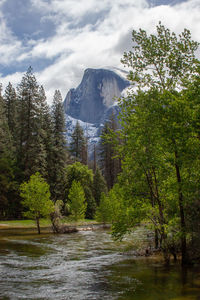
66;115;101;151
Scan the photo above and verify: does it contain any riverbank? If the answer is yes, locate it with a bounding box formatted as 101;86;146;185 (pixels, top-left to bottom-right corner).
0;219;108;232
0;219;51;229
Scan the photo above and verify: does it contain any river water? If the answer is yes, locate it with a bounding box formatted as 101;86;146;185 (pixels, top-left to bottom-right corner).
0;227;200;300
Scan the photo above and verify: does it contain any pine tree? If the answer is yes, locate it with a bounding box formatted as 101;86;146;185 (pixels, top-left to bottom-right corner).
0;84;12;155
70;121;87;164
50;89;67;201
99;115;121;189
93;144;97;173
4;82;18;141
39;86;55;182
30;85;49;177
16;67;46;179
0;84;18;218
93;167;107;206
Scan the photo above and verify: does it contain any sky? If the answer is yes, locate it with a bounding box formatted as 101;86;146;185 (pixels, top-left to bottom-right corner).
0;0;199;103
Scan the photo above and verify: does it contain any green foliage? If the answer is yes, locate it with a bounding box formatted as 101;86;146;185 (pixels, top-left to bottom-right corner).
68;180;87;221
20;172;54;233
65;162;96;218
121;21;199;90
95;193;111;224
49;89;67;202
4;82;18;142
70;121;87;164
0;69;70;219
93;167;107;206
0;87;18;219
16;67;52;180
110;23;200;264
96;184;137;240
0;156;19;219
99;115;121;189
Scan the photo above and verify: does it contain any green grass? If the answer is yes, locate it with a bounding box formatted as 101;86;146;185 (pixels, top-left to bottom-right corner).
0;218;99;229
0;218;51;228
60;217;98;226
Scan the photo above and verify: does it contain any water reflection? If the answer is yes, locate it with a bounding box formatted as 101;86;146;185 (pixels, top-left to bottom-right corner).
0;228;200;299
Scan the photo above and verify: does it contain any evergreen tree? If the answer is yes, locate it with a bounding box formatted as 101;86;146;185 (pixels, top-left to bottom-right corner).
70;121;87;164
99;115;121;189
93;167;107;206
0;84;12;154
0;84;18;218
4;82;18;141
16;67;47;179
30;85;49;177
50;89;67;201
93;144;97;173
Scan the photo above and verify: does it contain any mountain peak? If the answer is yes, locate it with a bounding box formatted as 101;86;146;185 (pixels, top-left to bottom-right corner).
64;68;129;124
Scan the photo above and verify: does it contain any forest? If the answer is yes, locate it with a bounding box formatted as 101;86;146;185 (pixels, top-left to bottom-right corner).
0;23;200;266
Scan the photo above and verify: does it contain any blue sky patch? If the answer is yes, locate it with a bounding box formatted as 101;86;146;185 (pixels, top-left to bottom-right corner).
0;56;58;77
2;0;56;42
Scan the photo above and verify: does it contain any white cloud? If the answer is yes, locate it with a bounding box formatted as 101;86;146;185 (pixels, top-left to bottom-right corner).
0;72;24;91
0;9;24;64
0;0;200;103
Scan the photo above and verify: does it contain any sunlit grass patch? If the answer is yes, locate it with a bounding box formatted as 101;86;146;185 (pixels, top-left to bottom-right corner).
0;218;51;228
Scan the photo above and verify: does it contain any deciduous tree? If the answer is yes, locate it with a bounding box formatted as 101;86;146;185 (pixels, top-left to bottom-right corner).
68;180;87;221
20;172;54;234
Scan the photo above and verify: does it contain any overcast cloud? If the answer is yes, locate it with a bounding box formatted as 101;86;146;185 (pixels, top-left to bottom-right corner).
0;0;199;102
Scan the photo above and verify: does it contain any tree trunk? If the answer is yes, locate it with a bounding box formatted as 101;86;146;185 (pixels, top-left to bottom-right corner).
155;229;159;249
174;150;188;265
36;217;41;234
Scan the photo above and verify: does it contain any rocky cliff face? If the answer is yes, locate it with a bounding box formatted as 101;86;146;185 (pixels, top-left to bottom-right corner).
64;68;129;124
63;68;129;151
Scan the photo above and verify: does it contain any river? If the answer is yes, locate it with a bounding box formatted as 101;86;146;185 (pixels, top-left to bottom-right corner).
0;227;200;299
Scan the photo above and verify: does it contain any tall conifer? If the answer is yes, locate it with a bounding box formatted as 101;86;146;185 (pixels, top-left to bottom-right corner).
16;67;47;179
70;121;87;164
50;89;67;201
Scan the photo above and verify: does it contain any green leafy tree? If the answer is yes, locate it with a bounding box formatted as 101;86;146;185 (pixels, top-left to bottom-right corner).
95;192;111;224
113;23;200;265
95;185;129;238
68;180;87;221
65;162;96;219
122;21;199;91
20;172;54;234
